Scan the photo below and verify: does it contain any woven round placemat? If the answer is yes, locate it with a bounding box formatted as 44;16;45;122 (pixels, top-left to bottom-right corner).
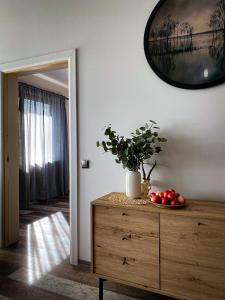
108;193;151;205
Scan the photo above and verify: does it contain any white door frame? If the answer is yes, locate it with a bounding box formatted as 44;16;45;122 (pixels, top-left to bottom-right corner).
0;49;78;265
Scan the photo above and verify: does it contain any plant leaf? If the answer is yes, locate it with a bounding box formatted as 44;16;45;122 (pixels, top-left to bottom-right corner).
104;127;111;135
102;141;107;152
136;129;141;135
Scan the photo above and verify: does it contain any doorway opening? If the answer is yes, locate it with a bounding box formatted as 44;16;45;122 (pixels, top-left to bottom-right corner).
0;50;78;268
18;67;70;282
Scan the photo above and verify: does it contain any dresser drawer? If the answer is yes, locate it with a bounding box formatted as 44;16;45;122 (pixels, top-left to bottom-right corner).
93;227;159;288
94;227;159;263
161;215;225;269
93;205;159;238
161;260;225;300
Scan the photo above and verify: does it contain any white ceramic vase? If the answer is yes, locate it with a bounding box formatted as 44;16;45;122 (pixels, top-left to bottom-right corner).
126;170;141;199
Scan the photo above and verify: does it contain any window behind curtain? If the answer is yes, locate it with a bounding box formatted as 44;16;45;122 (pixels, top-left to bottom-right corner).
24;99;53;171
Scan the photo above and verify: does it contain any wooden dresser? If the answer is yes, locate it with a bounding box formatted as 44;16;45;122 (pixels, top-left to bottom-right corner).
91;193;225;300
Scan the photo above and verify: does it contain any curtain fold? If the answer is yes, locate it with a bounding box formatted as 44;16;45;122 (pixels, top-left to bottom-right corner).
19;82;69;209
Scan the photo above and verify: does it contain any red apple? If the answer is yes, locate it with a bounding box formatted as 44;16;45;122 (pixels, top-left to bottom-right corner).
149;192;156;198
171;199;180;206
156;191;164;198
163;190;171;197
167;192;175;200
151;195;161;203
169;189;176;193
161;197;169;205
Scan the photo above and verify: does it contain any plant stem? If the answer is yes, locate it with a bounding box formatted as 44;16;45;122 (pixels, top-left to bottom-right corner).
141;162;146;180
147;160;157;180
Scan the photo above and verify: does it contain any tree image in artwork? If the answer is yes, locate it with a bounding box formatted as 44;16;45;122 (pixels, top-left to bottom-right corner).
145;0;225;87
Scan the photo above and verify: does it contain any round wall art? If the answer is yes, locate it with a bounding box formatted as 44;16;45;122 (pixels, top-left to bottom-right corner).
144;0;225;89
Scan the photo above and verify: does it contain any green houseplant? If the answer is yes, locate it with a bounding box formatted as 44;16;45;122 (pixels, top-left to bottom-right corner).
97;120;167;198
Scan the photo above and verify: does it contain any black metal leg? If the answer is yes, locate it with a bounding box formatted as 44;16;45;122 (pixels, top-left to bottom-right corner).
99;278;106;300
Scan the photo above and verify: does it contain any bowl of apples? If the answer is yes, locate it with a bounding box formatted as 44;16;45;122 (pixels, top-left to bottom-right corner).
149;189;186;209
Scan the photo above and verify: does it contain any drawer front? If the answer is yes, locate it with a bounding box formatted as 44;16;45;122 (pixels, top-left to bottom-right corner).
94;205;159;238
161;215;225;300
93;205;159;288
94;227;159;288
161;260;225;300
161;215;225;269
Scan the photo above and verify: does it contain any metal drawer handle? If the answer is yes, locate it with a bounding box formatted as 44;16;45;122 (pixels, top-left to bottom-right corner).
122;234;131;240
198;222;205;226
122;257;127;265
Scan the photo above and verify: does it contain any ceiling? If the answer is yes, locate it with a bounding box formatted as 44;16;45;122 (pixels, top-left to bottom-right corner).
19;67;69;97
40;68;68;87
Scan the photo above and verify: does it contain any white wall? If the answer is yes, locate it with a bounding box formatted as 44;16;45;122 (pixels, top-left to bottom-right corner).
1;0;225;261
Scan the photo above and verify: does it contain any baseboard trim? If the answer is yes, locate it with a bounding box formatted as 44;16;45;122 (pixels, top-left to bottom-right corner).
78;259;91;266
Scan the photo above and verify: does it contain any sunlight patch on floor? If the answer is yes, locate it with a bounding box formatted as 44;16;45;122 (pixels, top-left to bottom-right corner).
26;212;70;284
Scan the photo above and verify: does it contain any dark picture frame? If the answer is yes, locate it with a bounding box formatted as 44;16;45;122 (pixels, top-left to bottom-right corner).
144;0;225;89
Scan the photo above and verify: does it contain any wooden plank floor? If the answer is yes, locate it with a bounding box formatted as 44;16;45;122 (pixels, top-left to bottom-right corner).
0;199;174;300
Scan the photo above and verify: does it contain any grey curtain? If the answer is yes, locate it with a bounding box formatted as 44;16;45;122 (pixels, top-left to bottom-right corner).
19;82;69;209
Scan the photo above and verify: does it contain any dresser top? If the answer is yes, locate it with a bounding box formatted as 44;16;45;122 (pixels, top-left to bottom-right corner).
92;192;225;222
